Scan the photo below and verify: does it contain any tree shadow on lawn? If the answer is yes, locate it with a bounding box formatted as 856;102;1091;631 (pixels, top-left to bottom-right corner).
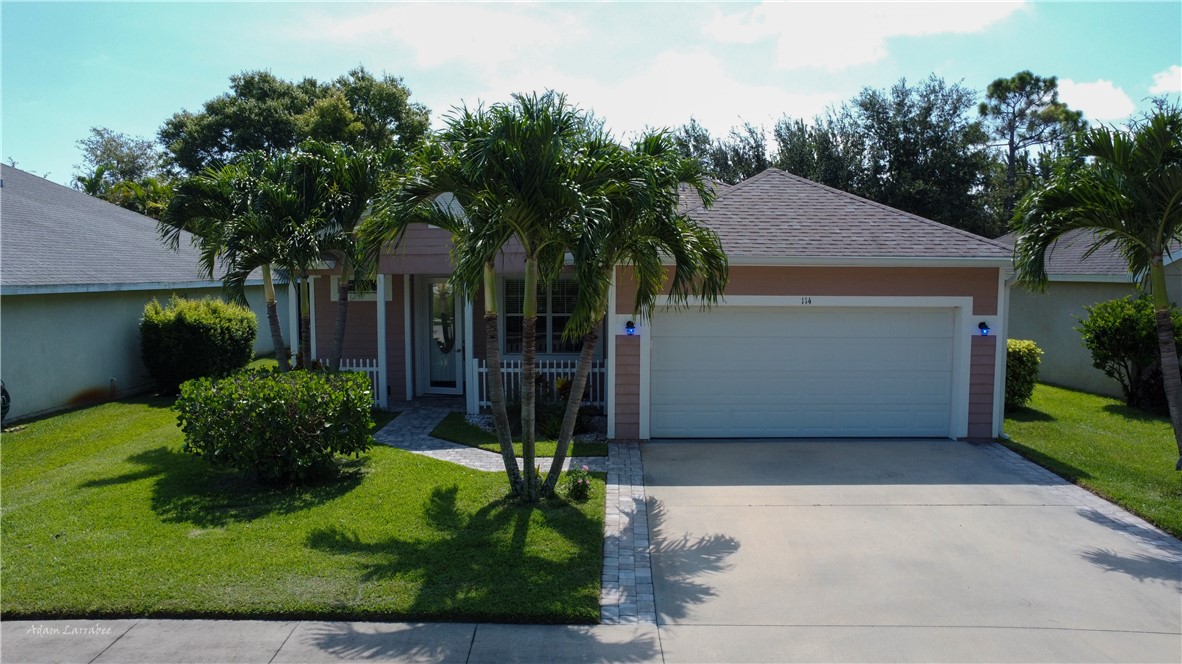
305;485;603;624
999;440;1095;484
1100;403;1169;424
1005;406;1056;423
78;446;366;527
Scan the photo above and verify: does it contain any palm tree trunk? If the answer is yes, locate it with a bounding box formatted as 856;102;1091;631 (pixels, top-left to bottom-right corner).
299;277;313;369
520;258;540;502
542;324;600;496
1148;260;1182;470
483;262;524;492
261;264;290;372
330;275;350;371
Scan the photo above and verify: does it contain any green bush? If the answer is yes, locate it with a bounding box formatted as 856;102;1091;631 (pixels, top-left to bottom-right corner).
506;399;593;439
141;296;257;393
1078;296;1182;413
174;370;373;483
1005;339;1043;411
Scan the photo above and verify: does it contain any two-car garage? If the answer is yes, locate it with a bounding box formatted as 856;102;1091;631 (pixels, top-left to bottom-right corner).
647;305;960;439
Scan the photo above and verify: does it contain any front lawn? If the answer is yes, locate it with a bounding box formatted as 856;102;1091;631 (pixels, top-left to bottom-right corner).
1003;383;1182;539
431;413;608;457
0;399;604;622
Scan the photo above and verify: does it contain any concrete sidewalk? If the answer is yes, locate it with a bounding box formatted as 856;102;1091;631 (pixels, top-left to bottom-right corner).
7;617;1181;663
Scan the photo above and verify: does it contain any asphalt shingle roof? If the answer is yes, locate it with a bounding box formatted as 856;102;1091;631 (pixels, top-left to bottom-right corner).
1;165;212;290
996;228;1180;278
685;168;1012;260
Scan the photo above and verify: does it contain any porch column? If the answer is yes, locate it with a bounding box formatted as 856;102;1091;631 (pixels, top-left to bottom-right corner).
464;295;477;414
308;276;317;360
403;275;414;402
287;279;298;363
376;274;389;409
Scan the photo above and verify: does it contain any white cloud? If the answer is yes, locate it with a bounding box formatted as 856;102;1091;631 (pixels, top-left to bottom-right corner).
704;1;1027;71
1058;79;1135;121
461;51;840;140
1149;65;1182;94
293;5;581;70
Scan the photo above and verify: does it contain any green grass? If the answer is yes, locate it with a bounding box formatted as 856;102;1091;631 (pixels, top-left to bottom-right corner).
0;398;604;622
1004;383;1182;539
246;356;279;370
431;413;608;457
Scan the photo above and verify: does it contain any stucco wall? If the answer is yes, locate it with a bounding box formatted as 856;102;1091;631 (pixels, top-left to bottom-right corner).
1;284;289;421
1006;276;1181;398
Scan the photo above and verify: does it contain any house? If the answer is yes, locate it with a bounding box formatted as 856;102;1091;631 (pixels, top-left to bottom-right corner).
998;229;1181;398
0;165;290;421
308;168;1012;441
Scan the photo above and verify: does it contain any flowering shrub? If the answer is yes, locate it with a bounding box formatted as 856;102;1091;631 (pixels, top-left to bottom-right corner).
565;464;592;502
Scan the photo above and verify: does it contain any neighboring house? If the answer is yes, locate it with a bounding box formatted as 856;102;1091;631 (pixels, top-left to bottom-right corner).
0;165;290;421
309;168;1012;441
998;229;1181;398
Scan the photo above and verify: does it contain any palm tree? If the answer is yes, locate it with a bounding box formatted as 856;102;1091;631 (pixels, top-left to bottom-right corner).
294;141;391;370
362;134;524;491
1012;106;1182;470
161;152;323;373
539;130;728;495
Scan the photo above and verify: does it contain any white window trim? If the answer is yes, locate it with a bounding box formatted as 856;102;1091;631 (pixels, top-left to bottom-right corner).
499;277;599;357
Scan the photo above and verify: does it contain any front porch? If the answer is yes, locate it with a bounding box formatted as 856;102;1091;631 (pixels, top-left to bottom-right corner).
295;272;608;416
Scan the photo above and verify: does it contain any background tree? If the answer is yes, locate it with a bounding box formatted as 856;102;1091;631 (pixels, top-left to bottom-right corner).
73;126;164;189
848;76;995;235
158;68;429;175
671;119;769;184
772;110;861;193
1012;105;1182;470
979;71;1084;224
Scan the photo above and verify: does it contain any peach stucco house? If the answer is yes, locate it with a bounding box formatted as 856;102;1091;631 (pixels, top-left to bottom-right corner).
303;169;1013;441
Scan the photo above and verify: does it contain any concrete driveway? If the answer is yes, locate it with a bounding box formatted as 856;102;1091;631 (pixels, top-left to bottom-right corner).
642;439;1182;663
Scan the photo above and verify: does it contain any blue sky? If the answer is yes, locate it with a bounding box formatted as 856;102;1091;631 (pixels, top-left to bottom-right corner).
3;1;1179;187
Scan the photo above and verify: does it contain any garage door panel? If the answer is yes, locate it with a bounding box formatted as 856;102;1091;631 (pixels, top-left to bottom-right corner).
651;371;951;406
653;338;951;373
648;307;956;438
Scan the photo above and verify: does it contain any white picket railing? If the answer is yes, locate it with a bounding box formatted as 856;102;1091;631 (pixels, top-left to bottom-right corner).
339;358;381;406
472;358;606;410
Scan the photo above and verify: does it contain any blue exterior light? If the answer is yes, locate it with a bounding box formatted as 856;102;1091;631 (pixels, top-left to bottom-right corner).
625;321;636;336
978;322;991;336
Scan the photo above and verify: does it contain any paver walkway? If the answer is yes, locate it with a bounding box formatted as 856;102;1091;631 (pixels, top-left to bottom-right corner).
372;402;649;623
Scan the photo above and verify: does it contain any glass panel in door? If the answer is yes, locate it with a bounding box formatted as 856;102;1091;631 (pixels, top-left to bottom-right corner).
427;278;462;392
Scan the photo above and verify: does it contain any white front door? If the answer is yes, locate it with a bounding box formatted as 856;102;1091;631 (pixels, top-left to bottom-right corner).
420;278;464;395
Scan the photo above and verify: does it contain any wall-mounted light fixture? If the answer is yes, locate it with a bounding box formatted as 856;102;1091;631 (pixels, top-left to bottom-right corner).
625;320;636;336
978;322;991;336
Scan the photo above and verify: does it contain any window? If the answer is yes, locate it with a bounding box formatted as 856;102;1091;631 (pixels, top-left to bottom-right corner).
329;275;391;302
503;279;588;354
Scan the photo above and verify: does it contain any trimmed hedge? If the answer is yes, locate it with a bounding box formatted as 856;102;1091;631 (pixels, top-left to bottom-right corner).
1005;339;1043;411
141;296;257;393
174;370;373;483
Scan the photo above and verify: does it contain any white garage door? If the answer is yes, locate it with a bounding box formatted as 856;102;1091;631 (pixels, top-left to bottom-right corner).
649;307;955;438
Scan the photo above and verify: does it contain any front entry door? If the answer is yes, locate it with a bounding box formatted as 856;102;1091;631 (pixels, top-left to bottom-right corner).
422;278;464;395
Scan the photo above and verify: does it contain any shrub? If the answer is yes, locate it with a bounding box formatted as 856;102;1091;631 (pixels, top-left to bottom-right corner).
174;369;373;483
565;464;591;502
506;399;593;438
1005;339;1044;411
141;296;257;393
1078;296;1182;413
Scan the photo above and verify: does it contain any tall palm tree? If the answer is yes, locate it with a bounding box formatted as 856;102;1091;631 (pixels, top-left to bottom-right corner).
161;152;323;373
362;134;525;491
1012;106;1182;470
539;130;729;495
294;141;391;370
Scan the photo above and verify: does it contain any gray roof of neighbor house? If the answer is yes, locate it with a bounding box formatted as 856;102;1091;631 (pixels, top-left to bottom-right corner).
1;165;220;294
684;168;1012;262
996;228;1180;280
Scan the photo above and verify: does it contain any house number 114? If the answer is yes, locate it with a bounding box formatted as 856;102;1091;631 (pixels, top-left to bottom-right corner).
801;297;813;304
